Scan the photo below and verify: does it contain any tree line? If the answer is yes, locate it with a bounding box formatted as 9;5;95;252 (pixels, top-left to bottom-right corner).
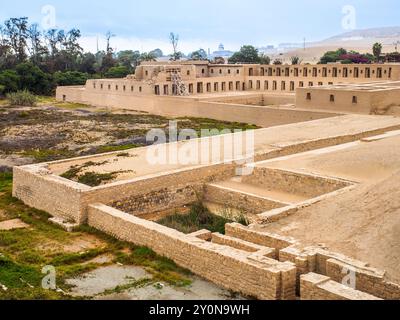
0;17;164;96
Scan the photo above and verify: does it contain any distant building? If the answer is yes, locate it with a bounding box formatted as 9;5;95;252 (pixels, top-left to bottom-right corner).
208;43;234;60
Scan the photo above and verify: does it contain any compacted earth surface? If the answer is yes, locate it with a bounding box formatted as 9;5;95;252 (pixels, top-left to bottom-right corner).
0;97;258;167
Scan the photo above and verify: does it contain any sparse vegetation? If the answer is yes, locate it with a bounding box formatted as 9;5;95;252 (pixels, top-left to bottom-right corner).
0;173;194;299
6;90;37;107
157;202;233;234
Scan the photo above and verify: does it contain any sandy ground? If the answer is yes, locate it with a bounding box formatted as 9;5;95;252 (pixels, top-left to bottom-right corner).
48;114;400;184
0;219;30;231
257;131;400;183
251;134;400;283
66;265;243;300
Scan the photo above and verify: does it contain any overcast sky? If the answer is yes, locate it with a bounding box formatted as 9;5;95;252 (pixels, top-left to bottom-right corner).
1;0;399;53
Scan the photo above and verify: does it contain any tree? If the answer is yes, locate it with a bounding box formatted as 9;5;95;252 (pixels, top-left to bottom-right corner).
27;23;48;64
190;49;208;61
78;53;97;74
3;17;29;63
169;32;181;61
54;71;88;86
115;50;141;74
106;31;115;54
0;69;19;93
149;48;163;58
291;56;301;65
259;53;271;65
319;48;347;64
139;52;157;62
228;45;260;64
273;59;282;65
373;43;382;62
104;65;130;78
15;62;53;95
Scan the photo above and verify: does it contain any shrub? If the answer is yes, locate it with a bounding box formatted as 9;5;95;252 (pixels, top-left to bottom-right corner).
16;62;54;95
6;90;37;107
104;66;130;78
54;71;89;86
0;70;20;94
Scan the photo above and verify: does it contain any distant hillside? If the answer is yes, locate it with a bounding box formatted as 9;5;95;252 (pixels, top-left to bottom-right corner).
323;27;400;42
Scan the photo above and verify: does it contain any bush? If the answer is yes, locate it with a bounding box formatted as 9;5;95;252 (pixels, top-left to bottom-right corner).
54;71;89;86
15;62;54;95
0;70;20;94
6;90;37;107
104;66;130;78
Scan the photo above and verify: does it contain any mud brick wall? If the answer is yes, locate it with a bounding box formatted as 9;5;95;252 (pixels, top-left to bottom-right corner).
111;184;200;216
204;184;287;214
88;203;297;300
81;163;237;221
12;165;90;224
326;258;400;300
242;167;352;198
225;223;298;253
300;273;381;300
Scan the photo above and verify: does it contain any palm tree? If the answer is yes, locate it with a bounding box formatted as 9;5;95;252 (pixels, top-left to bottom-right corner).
373;43;382;62
291;56;302;65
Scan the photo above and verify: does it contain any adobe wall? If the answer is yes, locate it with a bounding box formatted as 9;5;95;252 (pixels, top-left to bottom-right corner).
56;86;336;128
278;245;400;300
82;163;237;221
204;184;287;214
296;86;400;114
12;165;90;224
87;203;297;300
300;273;382;300
241;167;352;198
296;87;373;113
326;258;400;300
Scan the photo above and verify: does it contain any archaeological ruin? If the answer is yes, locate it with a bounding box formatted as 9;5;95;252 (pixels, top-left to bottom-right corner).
13;61;400;300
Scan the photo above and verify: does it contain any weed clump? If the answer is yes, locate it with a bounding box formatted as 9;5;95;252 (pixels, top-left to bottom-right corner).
6;90;37;107
157;202;232;234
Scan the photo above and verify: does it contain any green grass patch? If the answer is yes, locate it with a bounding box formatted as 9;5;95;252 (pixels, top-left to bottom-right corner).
178;117;259;136
157;202;232;235
36;96;94;110
21;149;76;163
0;173;195;298
95;144;140;154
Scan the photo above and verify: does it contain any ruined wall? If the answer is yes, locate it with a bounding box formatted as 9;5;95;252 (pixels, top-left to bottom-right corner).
204;184;287;214
300;273;382;300
326;258;400;300
56;86;336;128
241;167;352;199
82;163;237;221
87;203;297;300
12;165;89;224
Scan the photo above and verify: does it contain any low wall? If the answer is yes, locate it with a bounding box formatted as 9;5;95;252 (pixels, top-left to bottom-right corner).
87;203;297;300
12;165;89;224
87;163;237;219
243;167;352;199
204;184;287;214
326;258;400;300
201;93;295;106
56;86;335;128
300;273;381;300
278;245;400;300
225;223;298;251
